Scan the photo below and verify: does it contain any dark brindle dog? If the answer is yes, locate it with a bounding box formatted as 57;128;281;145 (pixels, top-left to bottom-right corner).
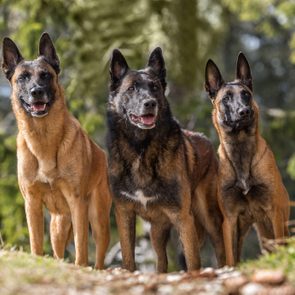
2;33;112;268
205;52;290;266
107;47;225;272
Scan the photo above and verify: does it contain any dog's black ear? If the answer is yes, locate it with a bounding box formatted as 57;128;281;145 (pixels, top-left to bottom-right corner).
2;37;23;80
205;59;224;99
147;47;166;88
39;32;60;74
110;49;129;83
236;52;252;91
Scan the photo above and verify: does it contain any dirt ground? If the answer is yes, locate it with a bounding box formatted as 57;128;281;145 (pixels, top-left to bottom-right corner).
1;250;295;295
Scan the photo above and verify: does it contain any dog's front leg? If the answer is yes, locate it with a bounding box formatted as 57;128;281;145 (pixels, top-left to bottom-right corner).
177;213;201;271
115;204;136;271
69;197;89;266
222;217;237;266
24;195;44;255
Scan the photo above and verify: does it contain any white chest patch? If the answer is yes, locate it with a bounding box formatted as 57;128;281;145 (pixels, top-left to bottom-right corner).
121;190;157;209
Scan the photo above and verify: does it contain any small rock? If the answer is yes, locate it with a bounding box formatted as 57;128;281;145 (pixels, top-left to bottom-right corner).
240;282;267;295
158;284;174;294
144;282;158;292
166;273;183;282
200;267;217;279
223;275;248;293
129;285;145;294
269;285;295;295
177;282;195;292
251;269;285;285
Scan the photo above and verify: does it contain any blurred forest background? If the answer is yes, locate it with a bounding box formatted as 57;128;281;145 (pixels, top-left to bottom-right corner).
0;0;294;270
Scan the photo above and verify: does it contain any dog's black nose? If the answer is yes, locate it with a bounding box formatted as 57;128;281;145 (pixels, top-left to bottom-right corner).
30;87;45;99
238;107;251;118
143;99;157;110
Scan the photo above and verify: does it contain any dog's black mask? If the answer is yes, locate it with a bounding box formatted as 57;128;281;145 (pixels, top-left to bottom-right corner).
2;33;60;118
205;52;255;132
108;48;168;130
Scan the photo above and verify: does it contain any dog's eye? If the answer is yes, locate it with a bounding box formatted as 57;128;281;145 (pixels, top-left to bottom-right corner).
17;72;30;83
242;91;251;104
222;96;230;103
127;86;135;91
151;84;159;91
40;72;51;80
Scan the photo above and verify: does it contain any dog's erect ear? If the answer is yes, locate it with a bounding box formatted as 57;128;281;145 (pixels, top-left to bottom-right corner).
39;32;60;74
236;52;252;91
2;37;23;80
110;49;129;83
205;59;224;100
147;47;166;79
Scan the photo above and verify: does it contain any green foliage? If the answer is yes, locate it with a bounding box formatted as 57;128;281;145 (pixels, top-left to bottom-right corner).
288;154;295;181
0;133;28;247
240;238;295;283
223;0;295;62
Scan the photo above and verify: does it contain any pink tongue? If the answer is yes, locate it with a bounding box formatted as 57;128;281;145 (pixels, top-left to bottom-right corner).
31;104;46;112
140;115;155;125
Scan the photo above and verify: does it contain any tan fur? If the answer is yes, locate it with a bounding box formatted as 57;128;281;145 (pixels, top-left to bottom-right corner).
9;60;112;269
213;84;289;266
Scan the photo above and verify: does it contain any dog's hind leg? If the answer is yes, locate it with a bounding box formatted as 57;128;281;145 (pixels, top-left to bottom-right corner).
50;214;72;259
272;209;287;239
193;204;225;267
284;217;289;237
89;186;111;269
207;223;226;267
236;220;251;263
255;219;275;251
150;222;171;273
176;213;201;270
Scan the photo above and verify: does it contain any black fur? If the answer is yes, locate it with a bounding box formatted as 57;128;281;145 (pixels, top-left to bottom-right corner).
106;80;183;208
2;37;23;80
107;48;225;272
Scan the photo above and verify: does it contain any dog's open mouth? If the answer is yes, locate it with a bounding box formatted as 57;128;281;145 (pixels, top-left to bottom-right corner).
129;113;157;129
21;100;50;118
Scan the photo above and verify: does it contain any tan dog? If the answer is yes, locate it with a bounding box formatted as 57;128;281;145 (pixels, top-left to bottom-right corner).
2;33;112;268
205;52;290;266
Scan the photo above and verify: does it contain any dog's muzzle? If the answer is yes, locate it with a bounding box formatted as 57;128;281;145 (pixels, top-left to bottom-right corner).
129;99;158;129
21;88;51;118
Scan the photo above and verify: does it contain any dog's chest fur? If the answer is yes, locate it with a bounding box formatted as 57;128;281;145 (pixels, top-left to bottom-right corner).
108;124;183;215
221;180;271;222
223;133;256;195
220;132;272;221
110;144;181;208
17;128;82;215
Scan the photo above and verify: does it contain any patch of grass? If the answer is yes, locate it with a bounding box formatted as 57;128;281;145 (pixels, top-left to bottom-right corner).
239;238;295;283
0;249;99;294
